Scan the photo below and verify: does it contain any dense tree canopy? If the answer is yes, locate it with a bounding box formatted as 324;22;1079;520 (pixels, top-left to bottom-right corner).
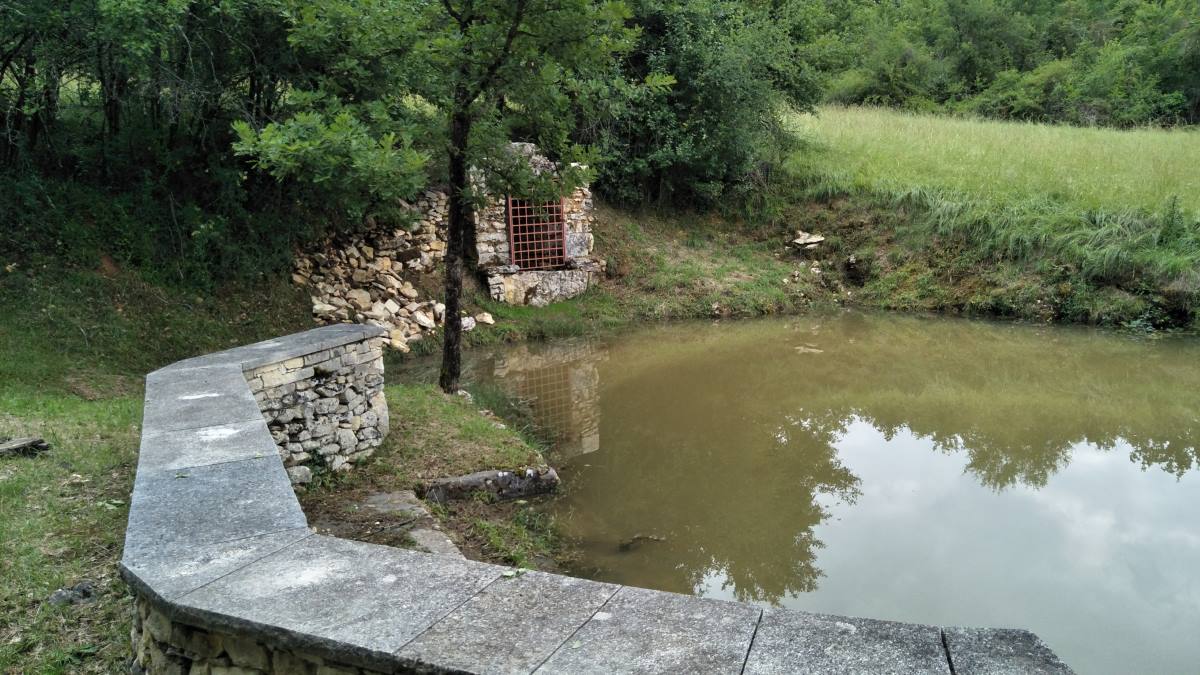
1;0;1197;285
820;0;1200;127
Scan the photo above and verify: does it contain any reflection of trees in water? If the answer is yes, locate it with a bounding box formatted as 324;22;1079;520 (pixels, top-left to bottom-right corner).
771;313;1200;490
552;344;865;605
479;313;1200;603
560;412;861;604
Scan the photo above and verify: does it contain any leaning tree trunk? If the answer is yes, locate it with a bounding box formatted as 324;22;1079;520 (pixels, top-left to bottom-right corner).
439;108;473;393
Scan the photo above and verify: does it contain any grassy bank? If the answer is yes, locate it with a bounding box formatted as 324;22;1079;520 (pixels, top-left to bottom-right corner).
0;271;315;673
299;383;567;569
396;205;828;353
782;106;1200;328
0;269;572;672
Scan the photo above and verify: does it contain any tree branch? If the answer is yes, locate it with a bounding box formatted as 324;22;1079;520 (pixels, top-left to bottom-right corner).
0;32;32;82
467;0;528;102
440;0;466;27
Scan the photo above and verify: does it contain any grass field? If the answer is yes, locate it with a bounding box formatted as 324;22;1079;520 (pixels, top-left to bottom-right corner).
790;106;1200;215
0;271;315;673
786;106;1200;324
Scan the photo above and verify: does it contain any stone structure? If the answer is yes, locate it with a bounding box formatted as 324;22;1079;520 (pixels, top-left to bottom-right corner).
292;190;458;353
473;166;606;306
245;338;388;485
122;325;1075;675
292;146;605;349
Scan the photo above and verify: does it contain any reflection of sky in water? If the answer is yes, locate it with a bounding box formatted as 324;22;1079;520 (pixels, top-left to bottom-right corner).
699;420;1200;675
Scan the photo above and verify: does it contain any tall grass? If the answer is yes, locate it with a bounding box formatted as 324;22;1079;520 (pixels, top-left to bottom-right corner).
789;106;1200;214
787;106;1200;305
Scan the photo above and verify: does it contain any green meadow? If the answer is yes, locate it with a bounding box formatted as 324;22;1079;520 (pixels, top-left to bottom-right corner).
787;107;1200;318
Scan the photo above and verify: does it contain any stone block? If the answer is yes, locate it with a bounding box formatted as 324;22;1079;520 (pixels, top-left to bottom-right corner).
174;536;500;672
124;456;307;556
398;571;617;673
335;428;358;451
222;634;269;671
302;350;333;366
942;627;1074;675
139;419;278;475
269;652;320;675
143;367;262;433
537;585;760;674
743;609;949;675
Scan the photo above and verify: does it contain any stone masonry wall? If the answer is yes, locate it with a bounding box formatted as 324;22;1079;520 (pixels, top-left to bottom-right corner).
293;146;605;339
480;184;605;306
131;595;388;675
245;338;388;486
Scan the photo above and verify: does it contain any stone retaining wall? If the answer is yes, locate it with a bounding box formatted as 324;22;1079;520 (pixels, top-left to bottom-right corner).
131;595;386;675
245;338;388;485
122;325;1075;675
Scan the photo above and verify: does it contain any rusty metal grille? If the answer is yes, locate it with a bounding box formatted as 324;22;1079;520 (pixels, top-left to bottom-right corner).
507;197;567;270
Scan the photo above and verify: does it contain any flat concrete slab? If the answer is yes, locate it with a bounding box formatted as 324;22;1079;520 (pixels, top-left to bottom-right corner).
175;535;501;671
122;528;313;600
142;365;262;432
125;456;306;551
943;627;1074;675
536;585;761;674
138;418;279;474
744;609;950;675
398;570;619;674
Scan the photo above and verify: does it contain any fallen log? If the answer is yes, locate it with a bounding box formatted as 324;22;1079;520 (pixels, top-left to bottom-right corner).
0;437;50;458
421;466;559;504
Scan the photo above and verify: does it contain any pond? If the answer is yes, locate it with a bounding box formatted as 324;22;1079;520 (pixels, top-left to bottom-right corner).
453;312;1200;674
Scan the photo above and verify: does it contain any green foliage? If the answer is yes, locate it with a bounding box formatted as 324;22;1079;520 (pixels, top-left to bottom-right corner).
233;112;428;222
585;0;821;208
818;0;1200;127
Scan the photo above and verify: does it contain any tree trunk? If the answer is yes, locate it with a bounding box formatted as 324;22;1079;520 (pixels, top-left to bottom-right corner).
439;107;473;393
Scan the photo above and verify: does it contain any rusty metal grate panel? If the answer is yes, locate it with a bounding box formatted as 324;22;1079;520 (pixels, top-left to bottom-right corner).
507;197;567;270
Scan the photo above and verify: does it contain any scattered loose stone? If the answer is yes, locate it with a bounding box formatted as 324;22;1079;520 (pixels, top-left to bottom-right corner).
409;528;464;558
345;288;372;311
474;312;495;325
47;580;96;606
790;230;826;251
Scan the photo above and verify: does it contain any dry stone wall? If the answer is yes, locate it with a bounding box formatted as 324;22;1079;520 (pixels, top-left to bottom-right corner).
131;595;387;675
292;191;458;353
246;338;388;486
292;148;605;349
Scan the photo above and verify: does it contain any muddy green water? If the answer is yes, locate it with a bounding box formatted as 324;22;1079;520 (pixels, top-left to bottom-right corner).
458;312;1200;674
